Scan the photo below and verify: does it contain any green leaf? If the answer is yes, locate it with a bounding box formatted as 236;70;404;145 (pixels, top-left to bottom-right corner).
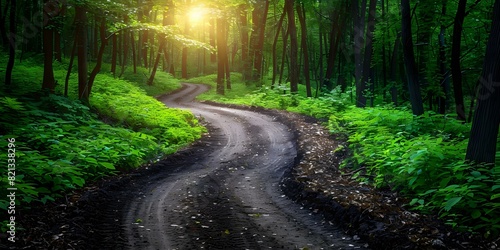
100;162;116;170
444;197;462;211
471;210;482;219
492;185;500;191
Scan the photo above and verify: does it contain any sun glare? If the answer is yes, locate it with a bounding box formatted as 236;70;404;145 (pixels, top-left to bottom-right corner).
188;6;206;24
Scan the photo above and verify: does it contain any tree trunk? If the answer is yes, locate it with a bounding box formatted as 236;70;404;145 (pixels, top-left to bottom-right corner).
451;0;467;121
271;2;287;88
216;18;226;95
401;0;424;115
438;0;450;114
465;0;500;164
239;4;250;79
111;33;117;76
296;3;311;97
65;37;77;97
182;0;191;79
87;17;107;96
4;0;15;86
357;0;377;107
42;0;56;92
285;0;298;94
75;5;89;101
209;17;216;64
131;32;137;74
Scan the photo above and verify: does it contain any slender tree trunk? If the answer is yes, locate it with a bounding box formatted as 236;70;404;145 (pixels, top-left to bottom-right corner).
271;3;287;88
42;0;56;92
4;0;15;86
357;0;376;107
353;0;367;95
0;0;10;47
279;24;289;86
75;5;89;101
182;0;191;79
87;17;107;95
438;0;450;114
120;30;129;77
239;4;249;79
253;0;269;81
209;17;216;64
466;0;500;163
65;37;77;97
111;33;117;76
216;18;226;95
131;31;137;74
297;3;311;97
285;0;298;93
401;0;424;115
390;32;401;106
451;0;467;120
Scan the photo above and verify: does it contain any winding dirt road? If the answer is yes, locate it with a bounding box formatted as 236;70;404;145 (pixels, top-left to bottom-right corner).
122;83;367;249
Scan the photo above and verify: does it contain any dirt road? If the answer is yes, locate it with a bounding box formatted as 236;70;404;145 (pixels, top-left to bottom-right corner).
121;83;366;249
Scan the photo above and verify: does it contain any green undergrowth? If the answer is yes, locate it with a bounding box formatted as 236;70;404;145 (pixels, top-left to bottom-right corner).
189;73;500;238
0;55;204;226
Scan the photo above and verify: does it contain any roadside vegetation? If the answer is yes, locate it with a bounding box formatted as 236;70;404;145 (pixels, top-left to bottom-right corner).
0;56;205;230
187;74;500;239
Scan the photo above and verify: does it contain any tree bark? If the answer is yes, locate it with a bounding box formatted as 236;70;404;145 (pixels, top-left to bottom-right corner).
465;0;500;164
75;5;89;101
111;33;117;76
296;3;311;97
216;18;226;95
285;0;298;94
42;0;56;92
357;0;377;107
401;0;424;115
5;0;15;86
451;0;467;120
239;4;250;79
271;2;287;88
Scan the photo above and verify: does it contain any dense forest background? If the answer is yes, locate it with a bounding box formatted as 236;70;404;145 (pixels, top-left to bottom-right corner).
1;0;499;241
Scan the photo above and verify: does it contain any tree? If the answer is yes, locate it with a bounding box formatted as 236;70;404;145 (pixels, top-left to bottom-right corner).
296;2;311;97
451;0;467;121
75;4;89;101
465;0;500;164
42;0;58;92
401;0;424;115
285;0;298;94
4;0;15;86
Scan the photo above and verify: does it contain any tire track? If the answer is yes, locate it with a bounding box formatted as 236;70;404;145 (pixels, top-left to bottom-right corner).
124;83;367;249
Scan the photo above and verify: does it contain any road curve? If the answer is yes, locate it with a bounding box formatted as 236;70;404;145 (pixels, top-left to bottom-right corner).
123;83;367;249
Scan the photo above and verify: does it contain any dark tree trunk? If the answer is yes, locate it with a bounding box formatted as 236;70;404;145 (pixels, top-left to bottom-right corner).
248;0;269;81
353;0;367;96
0;0;10;47
75;5;89;101
451;0;467;121
253;0;269;81
131;31;137;74
65;37;77;97
87;17;107;96
297;3;311;97
401;0;424;115
465;0;500;164
390;32;401;106
5;0;15;86
42;0;56;92
357;0;377;107
438;0;450;114
324;3;346;90
271;2;287;88
285;0;298;93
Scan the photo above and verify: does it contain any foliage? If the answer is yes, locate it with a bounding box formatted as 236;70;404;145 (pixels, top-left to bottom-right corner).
0;57;204;225
189;76;499;238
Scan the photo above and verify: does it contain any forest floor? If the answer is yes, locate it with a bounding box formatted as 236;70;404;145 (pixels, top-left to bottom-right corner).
9;84;497;250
